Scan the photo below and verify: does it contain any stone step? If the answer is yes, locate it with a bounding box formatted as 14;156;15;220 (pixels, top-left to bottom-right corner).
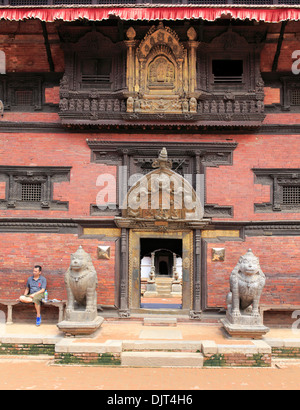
122;340;202;352
143;317;177;326
121;351;204;368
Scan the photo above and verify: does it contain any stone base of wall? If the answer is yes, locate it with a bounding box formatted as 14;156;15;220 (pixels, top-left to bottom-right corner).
272;347;300;358
54;352;121;366
0;343;55;356
203;353;272;367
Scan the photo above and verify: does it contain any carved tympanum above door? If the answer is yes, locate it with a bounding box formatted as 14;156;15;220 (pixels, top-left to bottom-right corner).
115;148;209;230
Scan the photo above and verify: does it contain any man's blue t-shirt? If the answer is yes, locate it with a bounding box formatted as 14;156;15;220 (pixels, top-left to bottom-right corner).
26;275;47;294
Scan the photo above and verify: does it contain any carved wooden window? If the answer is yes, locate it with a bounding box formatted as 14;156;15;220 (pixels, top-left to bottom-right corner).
281;77;300;111
0;166;71;211
21;182;42;202
282;186;300;205
290;89;300;106
14;90;34;106
0;75;42;111
212;59;243;84
81;58;112;90
196;28;265;126
253;169;300;213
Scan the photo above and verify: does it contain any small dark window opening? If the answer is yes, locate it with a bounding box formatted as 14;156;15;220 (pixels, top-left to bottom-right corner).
81;58;112;89
212;60;243;84
282;186;300;205
15;90;33;106
21;183;42;202
291;89;300;106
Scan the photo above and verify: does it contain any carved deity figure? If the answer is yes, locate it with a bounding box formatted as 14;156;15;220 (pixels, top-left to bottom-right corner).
65;246;98;320
226;249;266;319
149;56;175;86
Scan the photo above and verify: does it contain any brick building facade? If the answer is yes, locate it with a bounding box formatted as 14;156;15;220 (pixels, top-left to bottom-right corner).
0;3;299;322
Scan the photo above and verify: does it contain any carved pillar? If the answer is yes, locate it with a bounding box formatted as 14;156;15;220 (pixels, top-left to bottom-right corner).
187;27;199;96
125;27;137;95
183;50;189;94
149;251;156;282
172;252;178;282
144;251;158;297
119;228;130;318
171;252;182;296
191;229;202;319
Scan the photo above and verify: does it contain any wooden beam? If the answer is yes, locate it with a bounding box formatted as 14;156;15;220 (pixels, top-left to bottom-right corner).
41;21;55;73
272;21;287;72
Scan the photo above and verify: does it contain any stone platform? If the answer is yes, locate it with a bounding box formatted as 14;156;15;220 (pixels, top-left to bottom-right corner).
0;318;299;368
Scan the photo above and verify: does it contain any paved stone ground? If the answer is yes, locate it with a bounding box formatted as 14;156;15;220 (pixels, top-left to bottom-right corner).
0;321;299;390
3;321;298;343
0;357;299;390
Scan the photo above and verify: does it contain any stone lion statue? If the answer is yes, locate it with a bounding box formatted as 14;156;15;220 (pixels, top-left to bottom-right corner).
226;249;266;319
65;246;98;320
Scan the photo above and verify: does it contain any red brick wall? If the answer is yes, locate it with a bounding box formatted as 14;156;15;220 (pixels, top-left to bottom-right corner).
0;21;64;73
0;131;299;222
261;21;300;73
264;87;281;105
0;132;117;219
206;133;300;222
0;233;116;306
206;236;300;308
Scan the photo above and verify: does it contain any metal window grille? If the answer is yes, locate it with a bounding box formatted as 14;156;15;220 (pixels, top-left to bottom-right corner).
282;186;300;205
278;0;300;3
21;183;42;202
54;0;92;4
232;0;273;4
10;0;48;5
291;89;300;106
15;90;33;106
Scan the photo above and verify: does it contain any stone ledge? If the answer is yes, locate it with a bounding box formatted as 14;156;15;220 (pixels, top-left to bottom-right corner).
55;339;122;354
265;338;300;348
0;335;62;345
121;352;204;368
143;318;177;327
201;340;218;355
122;340;202;352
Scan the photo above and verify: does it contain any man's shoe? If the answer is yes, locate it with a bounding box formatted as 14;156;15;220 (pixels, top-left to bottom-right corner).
36;316;41;326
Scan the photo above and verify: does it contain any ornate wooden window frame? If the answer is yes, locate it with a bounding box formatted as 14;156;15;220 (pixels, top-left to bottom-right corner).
59;28;127;124
281;76;300;112
0;74;42;111
253;168;300;213
196;27;265;126
0;166;71;210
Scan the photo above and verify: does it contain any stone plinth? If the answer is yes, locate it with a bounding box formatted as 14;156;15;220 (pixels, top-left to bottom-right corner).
144;281;158;298
221;315;270;339
57;316;104;337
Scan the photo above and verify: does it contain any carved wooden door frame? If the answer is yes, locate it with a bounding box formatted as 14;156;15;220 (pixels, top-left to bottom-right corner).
128;229;193;314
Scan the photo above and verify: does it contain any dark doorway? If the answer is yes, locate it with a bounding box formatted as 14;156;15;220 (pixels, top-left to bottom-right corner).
159;261;168;276
140;238;182;310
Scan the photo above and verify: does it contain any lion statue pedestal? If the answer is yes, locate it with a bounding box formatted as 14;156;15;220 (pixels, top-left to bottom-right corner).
57;246;104;337
221;249;269;339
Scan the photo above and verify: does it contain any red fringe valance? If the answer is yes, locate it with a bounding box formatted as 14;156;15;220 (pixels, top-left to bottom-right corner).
0;6;299;23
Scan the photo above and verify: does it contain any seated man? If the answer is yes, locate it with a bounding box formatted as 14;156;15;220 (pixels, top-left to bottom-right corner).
19;265;47;326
